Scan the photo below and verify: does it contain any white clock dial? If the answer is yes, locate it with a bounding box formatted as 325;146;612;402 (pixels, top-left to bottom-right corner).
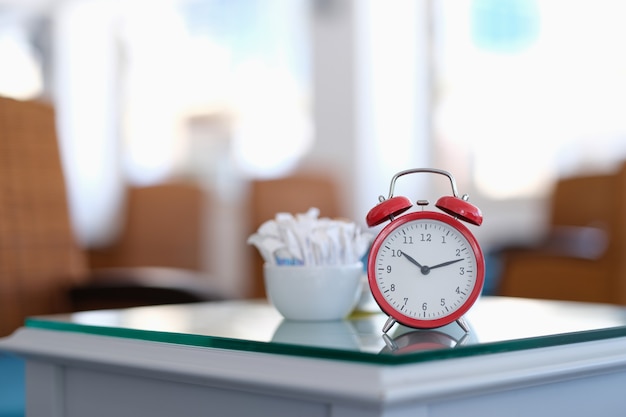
373;218;479;322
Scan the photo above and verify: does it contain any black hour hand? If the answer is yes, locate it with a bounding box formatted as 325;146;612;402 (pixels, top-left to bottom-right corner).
401;252;430;275
400;251;423;268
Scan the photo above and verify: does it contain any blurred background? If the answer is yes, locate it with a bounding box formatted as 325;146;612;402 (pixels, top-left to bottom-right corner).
2;0;626;298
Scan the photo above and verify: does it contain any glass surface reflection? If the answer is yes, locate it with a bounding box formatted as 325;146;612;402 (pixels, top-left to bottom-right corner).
26;296;626;365
379;324;475;355
272;320;360;350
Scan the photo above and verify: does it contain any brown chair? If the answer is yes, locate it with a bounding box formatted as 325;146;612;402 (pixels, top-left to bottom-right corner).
0;96;88;336
0;96;228;337
497;161;626;304
247;173;343;298
88;183;206;271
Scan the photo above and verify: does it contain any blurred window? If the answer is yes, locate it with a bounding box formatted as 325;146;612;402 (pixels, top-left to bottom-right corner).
433;0;626;199
119;0;312;184
50;0;310;245
0;24;43;100
7;0;626;243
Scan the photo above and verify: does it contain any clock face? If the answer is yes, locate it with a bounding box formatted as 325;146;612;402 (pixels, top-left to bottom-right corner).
368;211;484;329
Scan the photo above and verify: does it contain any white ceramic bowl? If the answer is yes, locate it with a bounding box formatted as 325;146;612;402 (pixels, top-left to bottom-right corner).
264;262;364;321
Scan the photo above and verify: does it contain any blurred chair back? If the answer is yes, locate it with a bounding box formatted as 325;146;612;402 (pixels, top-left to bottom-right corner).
247;173;342;298
550;172;614;230
88;183;205;271
0;97;87;337
498;161;626;304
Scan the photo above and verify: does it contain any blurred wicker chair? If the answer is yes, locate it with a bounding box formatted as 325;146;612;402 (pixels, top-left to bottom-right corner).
497;161;626;304
87;183;205;271
0;96;228;337
247;173;343;298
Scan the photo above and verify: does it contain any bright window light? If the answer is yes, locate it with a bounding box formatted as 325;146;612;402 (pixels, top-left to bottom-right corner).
0;27;43;100
116;0;311;183
231;61;312;178
435;0;626;199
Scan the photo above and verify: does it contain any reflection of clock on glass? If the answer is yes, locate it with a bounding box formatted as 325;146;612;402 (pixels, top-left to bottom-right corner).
380;328;471;354
366;169;485;334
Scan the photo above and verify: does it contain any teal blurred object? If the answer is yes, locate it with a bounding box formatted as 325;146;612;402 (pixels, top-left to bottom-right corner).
471;0;540;52
0;353;25;417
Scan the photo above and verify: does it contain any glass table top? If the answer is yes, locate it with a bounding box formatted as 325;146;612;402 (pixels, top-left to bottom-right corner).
25;296;626;365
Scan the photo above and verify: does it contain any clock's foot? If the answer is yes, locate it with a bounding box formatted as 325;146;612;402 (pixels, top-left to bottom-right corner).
382;333;398;351
382;316;397;333
456;317;470;333
456;332;470;347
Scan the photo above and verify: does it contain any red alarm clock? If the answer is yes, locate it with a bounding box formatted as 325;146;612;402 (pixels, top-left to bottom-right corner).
366;168;485;334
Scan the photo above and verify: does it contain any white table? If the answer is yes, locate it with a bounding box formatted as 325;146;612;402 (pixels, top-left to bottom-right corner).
3;297;626;416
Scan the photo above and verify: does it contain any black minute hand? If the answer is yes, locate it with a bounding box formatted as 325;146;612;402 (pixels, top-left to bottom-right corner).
429;258;464;270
